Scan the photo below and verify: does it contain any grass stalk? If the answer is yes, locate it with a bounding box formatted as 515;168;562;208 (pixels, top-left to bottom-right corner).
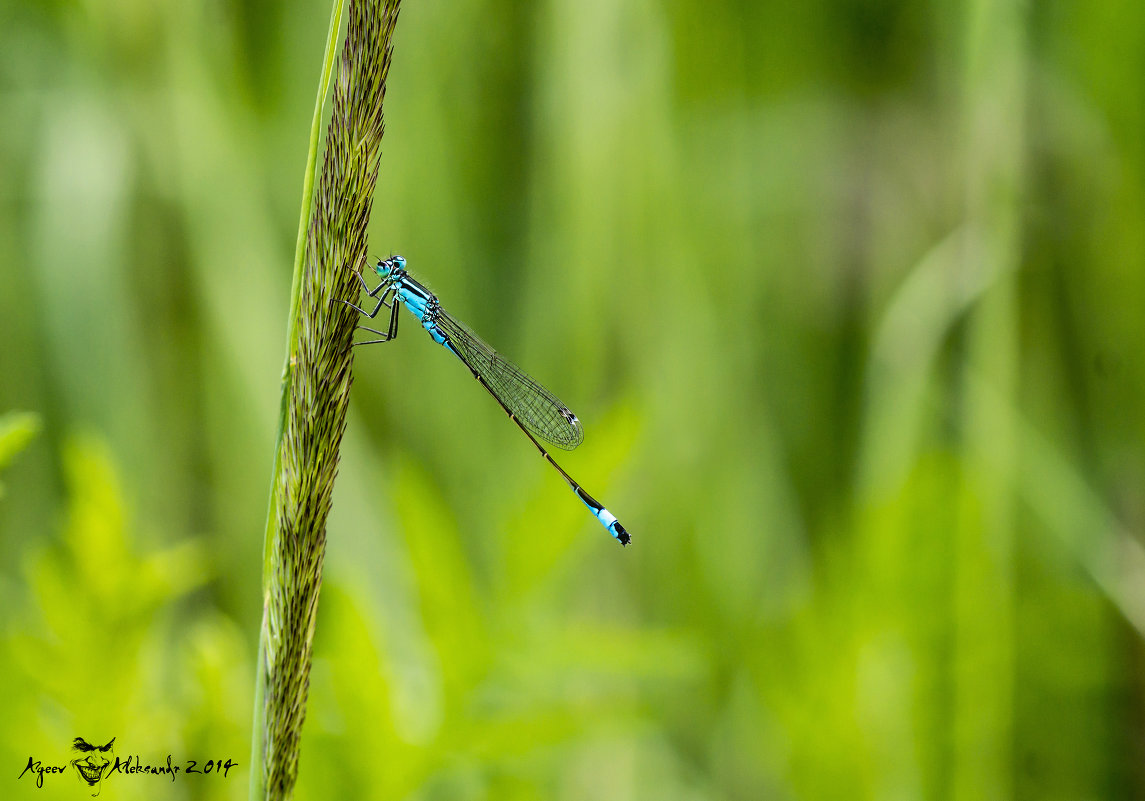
250;1;401;798
952;0;1027;796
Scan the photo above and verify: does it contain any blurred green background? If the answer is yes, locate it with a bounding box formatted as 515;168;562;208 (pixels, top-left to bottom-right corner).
3;0;1145;798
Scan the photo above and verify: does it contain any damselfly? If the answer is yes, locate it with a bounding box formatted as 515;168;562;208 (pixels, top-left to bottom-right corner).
344;256;631;546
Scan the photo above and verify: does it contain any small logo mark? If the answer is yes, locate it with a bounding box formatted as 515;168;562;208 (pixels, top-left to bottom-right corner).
70;736;114;796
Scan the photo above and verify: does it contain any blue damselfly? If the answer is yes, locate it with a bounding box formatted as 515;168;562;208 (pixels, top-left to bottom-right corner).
345;256;631;546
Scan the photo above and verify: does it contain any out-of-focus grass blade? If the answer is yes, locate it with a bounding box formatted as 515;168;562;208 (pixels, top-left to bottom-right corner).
860;227;993;497
975;378;1145;636
0;411;40;498
0;411;40;469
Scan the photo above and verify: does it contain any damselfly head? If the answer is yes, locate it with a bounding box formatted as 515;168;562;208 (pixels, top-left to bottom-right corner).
375;255;406;280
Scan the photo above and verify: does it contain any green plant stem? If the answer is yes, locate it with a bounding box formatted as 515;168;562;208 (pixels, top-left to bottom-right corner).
249;5;343;797
250;0;400;798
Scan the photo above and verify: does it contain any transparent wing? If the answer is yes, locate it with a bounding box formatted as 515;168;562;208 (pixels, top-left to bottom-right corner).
435;309;584;450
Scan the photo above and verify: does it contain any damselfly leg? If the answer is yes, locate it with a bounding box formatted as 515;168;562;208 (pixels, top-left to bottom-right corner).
341;270;401;345
353;302;400;345
343;270;393;318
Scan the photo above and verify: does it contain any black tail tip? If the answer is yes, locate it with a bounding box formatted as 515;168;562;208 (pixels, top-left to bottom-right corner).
615;524;631;546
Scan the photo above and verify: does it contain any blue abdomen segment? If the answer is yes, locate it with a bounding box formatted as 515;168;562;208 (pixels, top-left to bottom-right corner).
423;317;449;347
575;487;631;545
